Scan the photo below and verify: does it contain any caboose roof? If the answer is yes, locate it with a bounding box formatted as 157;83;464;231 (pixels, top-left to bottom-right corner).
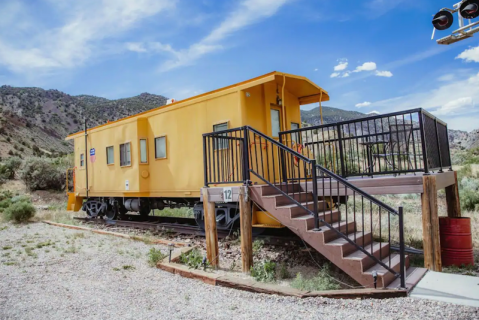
66;71;329;140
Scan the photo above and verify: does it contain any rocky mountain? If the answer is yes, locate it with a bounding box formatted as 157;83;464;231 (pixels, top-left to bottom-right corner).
0;85;167;158
448;129;479;151
300;106;367;126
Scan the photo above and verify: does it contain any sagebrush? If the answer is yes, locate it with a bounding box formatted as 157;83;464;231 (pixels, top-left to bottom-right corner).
21;157;66;191
291;265;340;291
147;248;167;267
3;200;36;223
250;260;276;282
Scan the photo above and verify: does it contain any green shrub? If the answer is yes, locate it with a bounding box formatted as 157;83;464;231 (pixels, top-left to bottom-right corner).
290;265;340;291
0;199;12;212
21;157;65;191
0;190;13;202
147;248;167;267
250;260;276;282
0;157;22;180
3;200;36;223
252;239;264;256
461;188;479;211
179;248;207;269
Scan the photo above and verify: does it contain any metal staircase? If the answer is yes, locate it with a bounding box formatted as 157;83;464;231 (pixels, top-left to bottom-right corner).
203;126;427;289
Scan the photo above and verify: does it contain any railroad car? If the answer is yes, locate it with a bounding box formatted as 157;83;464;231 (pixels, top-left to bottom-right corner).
66;71;329;230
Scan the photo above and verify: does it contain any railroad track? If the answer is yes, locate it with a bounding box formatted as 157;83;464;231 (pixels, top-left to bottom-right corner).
73;216;301;245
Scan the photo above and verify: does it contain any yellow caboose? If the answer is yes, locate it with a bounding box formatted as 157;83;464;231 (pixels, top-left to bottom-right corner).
66;71;329;228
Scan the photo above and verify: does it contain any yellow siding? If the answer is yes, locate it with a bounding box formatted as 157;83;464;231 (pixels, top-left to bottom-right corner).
70;73;328;204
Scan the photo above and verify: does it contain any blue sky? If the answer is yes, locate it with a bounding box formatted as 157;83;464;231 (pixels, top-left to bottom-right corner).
1;0;479;131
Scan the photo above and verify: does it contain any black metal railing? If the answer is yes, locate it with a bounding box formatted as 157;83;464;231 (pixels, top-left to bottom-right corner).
279;108;451;178
203;126;406;288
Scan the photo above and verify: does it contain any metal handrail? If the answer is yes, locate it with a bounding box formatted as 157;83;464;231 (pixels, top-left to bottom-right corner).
203;126;406;285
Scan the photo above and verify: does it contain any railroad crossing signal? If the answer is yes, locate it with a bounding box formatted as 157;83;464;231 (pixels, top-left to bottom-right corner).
431;0;479;44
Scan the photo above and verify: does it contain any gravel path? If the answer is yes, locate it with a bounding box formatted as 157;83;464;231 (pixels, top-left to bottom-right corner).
0;222;477;320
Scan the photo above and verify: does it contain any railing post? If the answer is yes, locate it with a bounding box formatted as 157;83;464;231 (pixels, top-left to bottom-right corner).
399;206;406;289
279;133;288;183
203;136;208;187
434;118;443;172
445;125;453;171
337;124;346;177
242;127;251;183
418;111;429;174
311;160;320;231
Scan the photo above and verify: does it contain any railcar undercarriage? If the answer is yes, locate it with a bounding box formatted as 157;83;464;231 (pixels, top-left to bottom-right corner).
81;197;240;232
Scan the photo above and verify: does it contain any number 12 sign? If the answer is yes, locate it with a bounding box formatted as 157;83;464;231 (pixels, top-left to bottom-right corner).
223;187;233;202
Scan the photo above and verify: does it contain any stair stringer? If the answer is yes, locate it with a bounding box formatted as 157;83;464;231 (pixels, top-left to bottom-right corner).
249;186;409;288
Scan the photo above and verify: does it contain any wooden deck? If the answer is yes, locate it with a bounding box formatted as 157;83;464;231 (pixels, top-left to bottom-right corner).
201;171;456;202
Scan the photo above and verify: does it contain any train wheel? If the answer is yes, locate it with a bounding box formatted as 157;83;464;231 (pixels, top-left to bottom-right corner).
103;209;116;220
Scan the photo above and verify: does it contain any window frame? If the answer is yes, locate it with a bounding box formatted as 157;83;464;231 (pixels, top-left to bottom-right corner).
119;142;132;167
106;146;114;165
154;136;167;160
139;138;148;164
213;122;229;151
270;107;282;138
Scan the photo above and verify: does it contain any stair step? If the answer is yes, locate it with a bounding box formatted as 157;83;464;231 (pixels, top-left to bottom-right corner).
345;242;390;271
326;231;373;256
290;201;330;217
309;221;356;242
291;210;341;227
345;242;390;261
264;192;314;206
386;267;427;290
364;253;406;276
260;183;302;196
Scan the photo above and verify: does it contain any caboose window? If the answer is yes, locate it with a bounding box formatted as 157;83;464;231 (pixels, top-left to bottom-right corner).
271;109;281;137
213;122;228;150
155;136;166;159
140;139;148;163
80;154;84;167
106;146;114;165
120;142;131;166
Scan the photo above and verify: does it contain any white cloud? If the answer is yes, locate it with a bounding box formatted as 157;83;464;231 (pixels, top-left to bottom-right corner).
334;60;348;71
456;46;479;63
330;72;340;78
126;42;147;53
355;101;371;107
341;71;350;78
354;62;377;72
159;0;292;71
0;0;176;74
370;71;479;130
438;74;455;82
375;70;393;77
434;97;473;115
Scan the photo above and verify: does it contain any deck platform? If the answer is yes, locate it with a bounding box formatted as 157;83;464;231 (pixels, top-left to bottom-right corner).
201;171;455;202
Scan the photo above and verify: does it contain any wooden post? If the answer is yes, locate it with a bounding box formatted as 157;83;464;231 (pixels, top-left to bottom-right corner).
421;175;442;272
202;188;219;268
445;171;461;218
238;185;253;273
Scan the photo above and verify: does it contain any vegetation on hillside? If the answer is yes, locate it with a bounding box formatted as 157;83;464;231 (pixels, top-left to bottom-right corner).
0;85;167;158
300;106;366;126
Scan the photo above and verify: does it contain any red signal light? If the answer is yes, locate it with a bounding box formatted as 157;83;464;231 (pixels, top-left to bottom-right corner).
460;0;479;19
432;11;454;30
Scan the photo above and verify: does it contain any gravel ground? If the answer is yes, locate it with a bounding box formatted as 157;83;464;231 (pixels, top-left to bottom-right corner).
0;222;477;320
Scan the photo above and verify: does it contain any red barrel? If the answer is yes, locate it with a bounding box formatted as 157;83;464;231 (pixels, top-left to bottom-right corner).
439;217;474;267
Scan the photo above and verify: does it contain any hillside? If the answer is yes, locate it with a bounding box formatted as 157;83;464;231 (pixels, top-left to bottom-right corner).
300;106;367;126
0;86;167;158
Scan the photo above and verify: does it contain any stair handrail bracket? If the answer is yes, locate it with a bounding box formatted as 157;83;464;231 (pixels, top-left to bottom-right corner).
203;125;407;287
